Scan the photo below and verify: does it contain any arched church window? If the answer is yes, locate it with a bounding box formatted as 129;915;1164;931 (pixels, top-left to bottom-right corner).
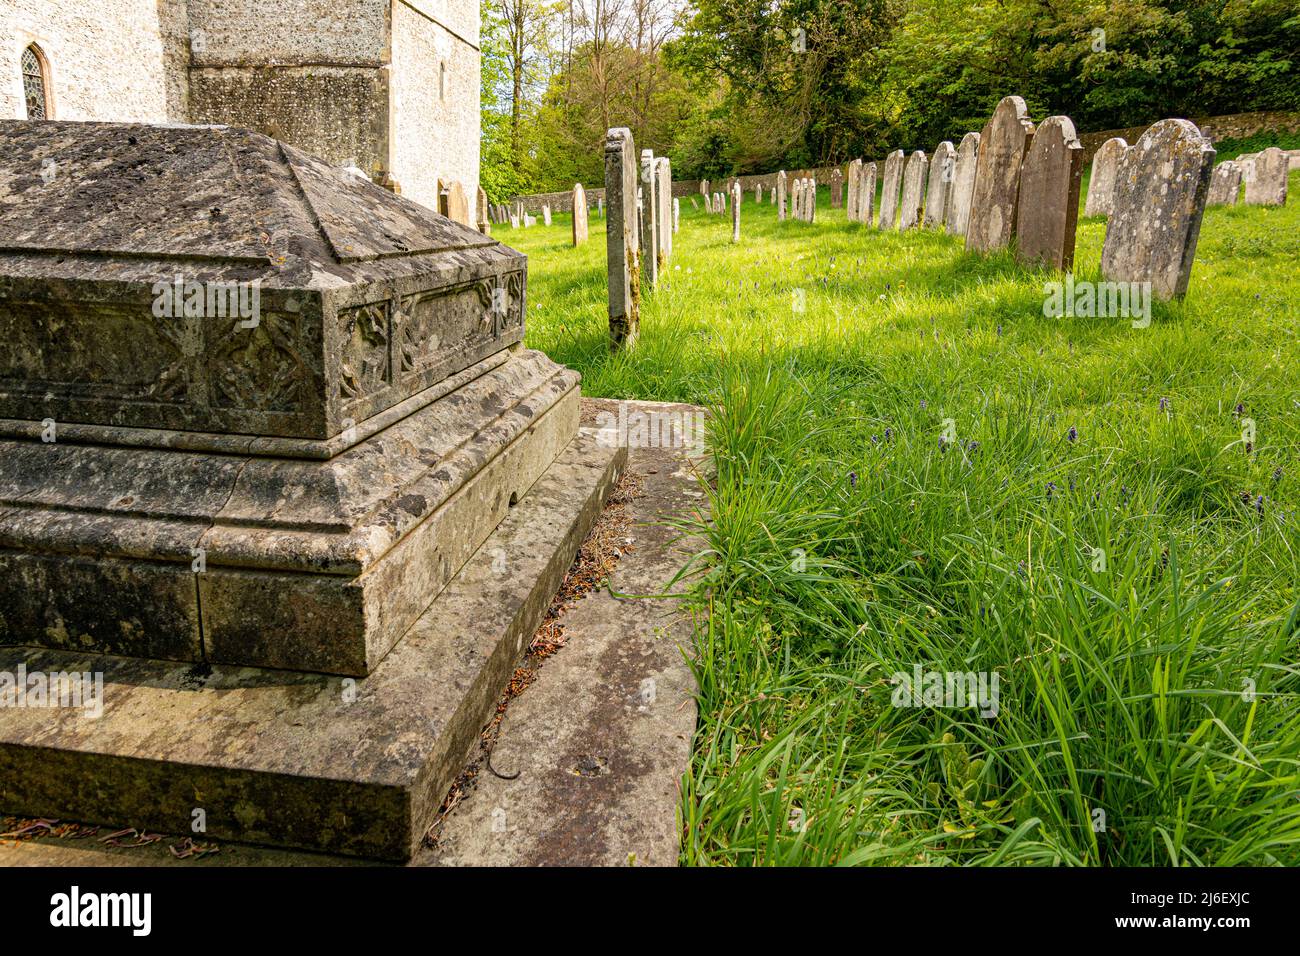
22;44;51;119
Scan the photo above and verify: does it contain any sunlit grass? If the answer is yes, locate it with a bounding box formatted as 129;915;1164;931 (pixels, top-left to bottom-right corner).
512;168;1300;865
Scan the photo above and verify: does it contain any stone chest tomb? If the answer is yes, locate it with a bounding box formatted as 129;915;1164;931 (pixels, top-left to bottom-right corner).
0;121;573;676
0;121;625;860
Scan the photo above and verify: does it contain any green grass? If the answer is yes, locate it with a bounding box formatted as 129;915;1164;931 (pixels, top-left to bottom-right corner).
510;167;1300;866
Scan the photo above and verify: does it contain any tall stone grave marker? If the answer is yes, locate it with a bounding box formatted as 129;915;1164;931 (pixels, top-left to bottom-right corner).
640;149;658;288
924;141;955;228
857;161;876;224
605;127;640;348
1207;161;1242;206
831;168;843;208
878;149;905;230
1084;136;1127;218
542;204;552;226
899;150;929;230
1014;115;1084;270
655;157;672;261
846;159;862;220
476;185;491;235
1101;118;1214;300
732;182;741;242
966;96;1035;254
777;170;788;220
673;197;680;231
1243;146;1288;206
572;183;589;245
945;132;980;236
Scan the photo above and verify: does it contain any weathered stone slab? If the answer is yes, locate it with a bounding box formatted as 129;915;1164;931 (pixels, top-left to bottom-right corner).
655;158;672;262
945;132;980;236
0;431;627;861
604;127;640;349
639;150;658;289
830;168;843;208
777;170;788;221
477;186;491;235
0;121;522;450
572;183;589;244
846;159;861;220
924;141;955;228
1014;115;1083;271
878;149;904;230
1101;118;1214;300
856;161;876;225
1084;136;1127;217
1243;146;1288;206
731;182;741;242
899;150;929;230
443;180;471;226
1207;161;1242;206
672;197;680;232
542;204;553;226
966;97;1035;253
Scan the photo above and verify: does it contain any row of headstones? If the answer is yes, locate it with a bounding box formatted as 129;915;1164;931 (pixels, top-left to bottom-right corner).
1090;140;1290;214
833;96;1270;300
603;128;681;349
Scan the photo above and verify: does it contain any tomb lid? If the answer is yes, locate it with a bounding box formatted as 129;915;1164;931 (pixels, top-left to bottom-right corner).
0;120;499;281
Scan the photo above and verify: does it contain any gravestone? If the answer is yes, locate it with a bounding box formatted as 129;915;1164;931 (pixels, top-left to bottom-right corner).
598;197;604;216
1084;136;1127;218
878;149;905;229
807;178;817;222
673;197;680;231
1101;118;1214;300
690;196;698;210
945;132;980;236
899;150;929;230
732;182;741;242
639;150;658;289
510;214;519;228
756;184;763;203
572;183;589;245
605;127;640;348
924;141;955;228
446;180;471;226
1014;115;1084;270
966;96;1035;254
542;204;552;226
523;214;535;227
1243;146;1288;206
857;161;876;224
846;159;862;220
701;180;709;202
655;157;672;262
476;185;491;235
0;120;625;860
831;168;843;208
1207;161;1242;206
777;170;788;221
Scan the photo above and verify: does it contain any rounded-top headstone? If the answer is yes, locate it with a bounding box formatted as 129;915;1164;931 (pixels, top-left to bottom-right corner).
965;96;1035;254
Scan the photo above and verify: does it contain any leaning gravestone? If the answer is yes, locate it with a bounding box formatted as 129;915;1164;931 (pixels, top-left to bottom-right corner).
1101;118;1214;300
878;149;905;230
831;168;843;208
639;149;658;288
605;127;641;347
655;157;672;261
777;170;788;221
1207;161;1242;206
572;183;589;245
945;132;980;236
0;119;624;861
966;96;1035;254
899;150;929;230
857;161;876;224
1243;146;1288;206
1083;136;1127;218
542;204;552;226
1014;115;1084;271
924;141;955;228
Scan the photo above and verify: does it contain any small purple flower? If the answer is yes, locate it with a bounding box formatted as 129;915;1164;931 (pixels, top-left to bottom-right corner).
1046;481;1057;501
919;400;927;410
871;434;880;445
1159;397;1169;413
966;440;980;454
997;324;1002;336
884;427;894;442
1067;426;1078;443
1273;467;1284;484
938;435;949;453
1256;495;1265;516
1234;402;1245;418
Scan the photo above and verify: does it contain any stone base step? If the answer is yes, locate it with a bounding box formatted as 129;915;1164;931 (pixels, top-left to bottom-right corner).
0;430;625;861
